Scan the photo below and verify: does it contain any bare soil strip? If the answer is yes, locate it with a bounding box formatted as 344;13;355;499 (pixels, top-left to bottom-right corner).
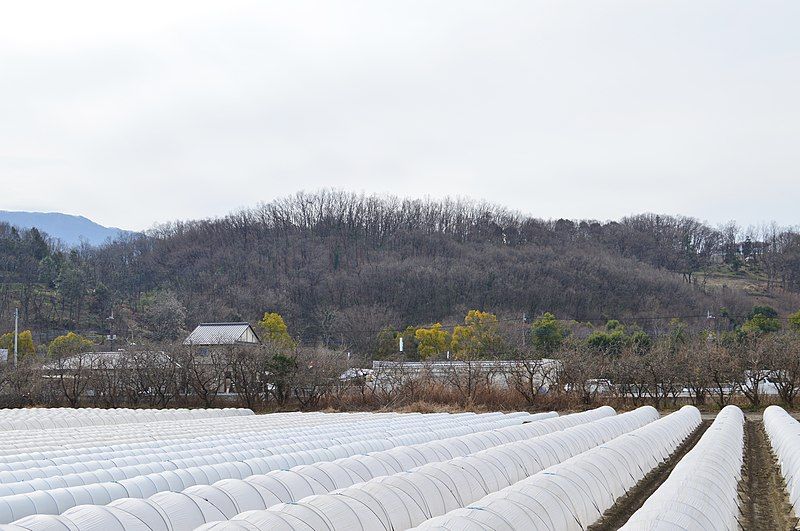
588;420;710;531
738;419;798;531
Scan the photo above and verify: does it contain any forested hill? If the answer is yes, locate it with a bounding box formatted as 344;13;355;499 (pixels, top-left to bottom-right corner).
2;191;799;352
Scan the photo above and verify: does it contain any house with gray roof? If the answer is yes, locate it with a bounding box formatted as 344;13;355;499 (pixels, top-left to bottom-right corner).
183;322;261;346
182;323;262;394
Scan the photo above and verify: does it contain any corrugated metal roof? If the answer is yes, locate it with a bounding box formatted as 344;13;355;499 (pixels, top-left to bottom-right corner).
183;322;260;345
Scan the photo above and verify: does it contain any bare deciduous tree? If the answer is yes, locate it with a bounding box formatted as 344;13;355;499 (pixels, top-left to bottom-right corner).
771;334;800;405
505;357;559;406
178;345;229;407
292;346;346;409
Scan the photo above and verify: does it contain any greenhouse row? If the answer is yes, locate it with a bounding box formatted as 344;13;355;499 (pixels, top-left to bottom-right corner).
0;409;555;524
0;408;252;432
8;408;610;530
199;406;657;530
414;405;701;529
0;403;794;529
621;405;745;530
763;405;800;520
0;410;522;460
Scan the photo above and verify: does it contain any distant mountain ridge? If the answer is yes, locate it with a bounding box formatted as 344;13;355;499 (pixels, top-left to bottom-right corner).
0;211;136;247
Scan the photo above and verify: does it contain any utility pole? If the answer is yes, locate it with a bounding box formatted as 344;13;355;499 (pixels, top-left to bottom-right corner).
106;310;115;352
522;313;528;348
706;310;717;334
13;308;19;366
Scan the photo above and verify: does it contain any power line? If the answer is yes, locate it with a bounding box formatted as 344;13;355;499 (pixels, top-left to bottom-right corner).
340;311;793;336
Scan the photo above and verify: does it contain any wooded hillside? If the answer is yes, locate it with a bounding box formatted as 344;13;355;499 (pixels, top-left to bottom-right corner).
2;191;799;355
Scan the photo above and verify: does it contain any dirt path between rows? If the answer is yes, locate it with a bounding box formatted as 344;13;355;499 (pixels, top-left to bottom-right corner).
738;419;798;531
588;420;711;531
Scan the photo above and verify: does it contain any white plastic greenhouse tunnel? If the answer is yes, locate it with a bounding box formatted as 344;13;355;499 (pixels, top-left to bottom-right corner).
0;408;253;432
412;405;701;530
69;407;613;530
763;405;800;518
193;406;656;530
0;407;567;527
0;404;760;531
620;404;745;531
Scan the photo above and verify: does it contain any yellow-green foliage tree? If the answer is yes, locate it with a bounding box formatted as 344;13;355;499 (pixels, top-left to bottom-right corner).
530;313;564;355
414;323;450;359
0;330;36;359
789;310;800;333
451;310;502;359
258;312;296;348
48;332;93;357
741;313;781;335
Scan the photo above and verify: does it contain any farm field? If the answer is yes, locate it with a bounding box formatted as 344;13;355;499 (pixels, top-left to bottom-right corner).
0;406;795;530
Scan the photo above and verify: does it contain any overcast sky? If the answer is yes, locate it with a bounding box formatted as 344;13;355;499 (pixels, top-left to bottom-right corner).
2;1;799;231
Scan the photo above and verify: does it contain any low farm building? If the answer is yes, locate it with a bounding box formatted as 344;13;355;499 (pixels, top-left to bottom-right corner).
371;359;561;390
